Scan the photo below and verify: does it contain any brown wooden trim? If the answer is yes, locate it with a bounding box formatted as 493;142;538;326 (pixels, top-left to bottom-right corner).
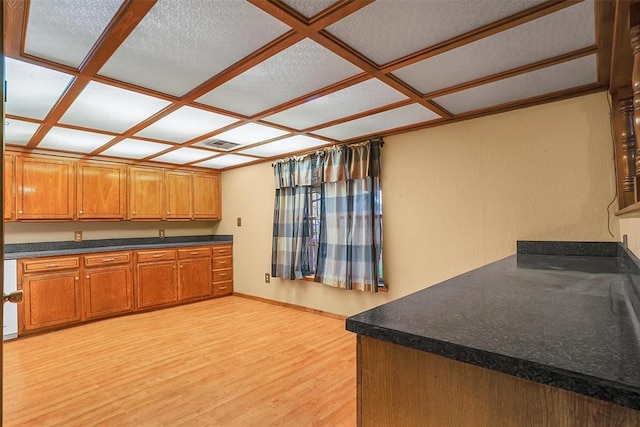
233;292;346;320
4;0;27;58
597;0;616;86
309;0;375;29
422;46;599;100
609;0;634;93
615;200;640;215
380;0;580;73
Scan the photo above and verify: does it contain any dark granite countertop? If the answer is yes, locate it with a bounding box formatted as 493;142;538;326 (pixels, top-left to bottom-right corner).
4;235;233;259
346;241;640;410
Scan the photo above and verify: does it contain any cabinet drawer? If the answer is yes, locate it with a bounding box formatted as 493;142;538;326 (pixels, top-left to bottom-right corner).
212;246;232;257
84;252;131;267
213;281;233;296
137;250;176;262
212;268;233;282
21;257;80;273
178;247;211;259
212;257;232;269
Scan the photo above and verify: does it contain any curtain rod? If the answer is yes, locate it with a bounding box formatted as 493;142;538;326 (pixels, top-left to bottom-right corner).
271;137;384;167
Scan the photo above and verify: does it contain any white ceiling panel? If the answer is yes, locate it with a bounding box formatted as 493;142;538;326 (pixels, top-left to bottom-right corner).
433;55;598;114
101;138;172;159
326;0;546;65
60;82;171;133
263;79;408;130
152;147;214;164
99;1;290;96
24;0;124;68
238;135;330;157
280;0;341;18
393;1;595;95
195;123;290;148
4;119;41;146
134;106;239;143
5;58;74;120
314;104;440;140
39;127;114;153
195;154;258;169
196;38;363;116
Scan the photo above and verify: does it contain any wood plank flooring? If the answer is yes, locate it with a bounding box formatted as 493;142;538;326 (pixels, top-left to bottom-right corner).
2;296;356;426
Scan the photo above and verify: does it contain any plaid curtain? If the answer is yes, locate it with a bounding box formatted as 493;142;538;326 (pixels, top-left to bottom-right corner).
271;140;383;293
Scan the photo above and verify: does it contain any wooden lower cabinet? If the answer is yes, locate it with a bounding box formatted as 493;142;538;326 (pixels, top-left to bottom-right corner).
17;244;232;335
20;269;82;332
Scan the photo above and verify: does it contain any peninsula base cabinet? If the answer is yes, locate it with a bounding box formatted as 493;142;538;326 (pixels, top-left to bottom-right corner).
17;244;232;335
357;335;640;427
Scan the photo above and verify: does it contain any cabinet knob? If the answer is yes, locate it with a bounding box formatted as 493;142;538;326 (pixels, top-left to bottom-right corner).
79;210;84;214
180;264;183;268
75;277;79;281
167;211;170;214
86;275;90;279
18;210;23;214
132;211;136;214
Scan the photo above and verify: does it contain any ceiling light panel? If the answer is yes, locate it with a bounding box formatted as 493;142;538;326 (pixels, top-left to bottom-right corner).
433;55;598;115
134;106;239;143
326;0;546;65
4;119;41;146
393;1;595;95
263;79;408;130
39;127;115;153
195;154;258;169
151;147;214;164
194;123;289;148
59;81;171;133
279;0;341;18
101;138;172;159
314;104;440;140
238;135;330;157
196;38;363;116
24;0;124;68
5;58;74;120
99;1;290;96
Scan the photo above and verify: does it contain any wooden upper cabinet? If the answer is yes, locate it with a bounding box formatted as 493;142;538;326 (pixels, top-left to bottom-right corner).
16;156;75;220
165;171;193;220
77;162;126;220
193;173;221;220
129;166;164;220
4;154;16;221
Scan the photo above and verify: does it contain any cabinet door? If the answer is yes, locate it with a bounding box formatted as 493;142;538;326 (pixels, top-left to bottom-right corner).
178;257;212;301
20;271;81;331
165;171;193;219
4;154;15;221
77;162;126;219
135;261;177;309
16;156;75;220
129;166;164;220
193;173;221;220
85;265;132;319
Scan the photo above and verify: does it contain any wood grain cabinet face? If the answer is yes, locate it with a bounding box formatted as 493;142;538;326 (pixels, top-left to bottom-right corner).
165;171;193;219
193;173;221;220
212;245;233;296
19;258;82;332
16;156;75;220
77;162;126;219
135;250;178;309
128;166;164;220
178;257;212;301
84;252;133;319
4;154;16;221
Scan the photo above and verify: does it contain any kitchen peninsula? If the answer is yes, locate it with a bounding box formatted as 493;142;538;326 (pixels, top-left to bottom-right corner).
347;241;640;426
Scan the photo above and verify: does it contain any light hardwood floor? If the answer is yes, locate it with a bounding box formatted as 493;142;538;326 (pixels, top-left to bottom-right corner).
2;296;356;426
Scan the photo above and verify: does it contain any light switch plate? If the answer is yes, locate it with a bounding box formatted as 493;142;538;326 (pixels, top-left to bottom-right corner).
159;229;165;238
74;231;82;242
265;273;270;283
237;217;242;227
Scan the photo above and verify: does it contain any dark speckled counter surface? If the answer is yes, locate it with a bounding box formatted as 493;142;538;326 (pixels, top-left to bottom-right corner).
346;241;640;410
4;235;233;259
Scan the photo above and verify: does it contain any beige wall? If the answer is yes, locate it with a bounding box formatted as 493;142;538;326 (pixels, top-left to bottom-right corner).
216;92;619;317
5;221;216;244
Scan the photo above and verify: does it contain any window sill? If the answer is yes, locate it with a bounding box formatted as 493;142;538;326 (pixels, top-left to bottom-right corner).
616;201;640;217
301;276;388;292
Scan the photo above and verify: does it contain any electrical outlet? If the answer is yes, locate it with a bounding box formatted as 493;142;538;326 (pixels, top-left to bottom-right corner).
237;217;242;227
159;229;165;238
74;231;82;242
265;273;270;283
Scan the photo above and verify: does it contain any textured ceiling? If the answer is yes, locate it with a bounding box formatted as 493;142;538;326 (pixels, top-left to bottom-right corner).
3;0;610;171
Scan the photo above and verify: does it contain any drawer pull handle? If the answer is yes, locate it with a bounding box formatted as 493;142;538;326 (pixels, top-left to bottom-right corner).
152;254;163;258
102;258;114;262
190;251;199;255
45;263;60;268
219;286;227;290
